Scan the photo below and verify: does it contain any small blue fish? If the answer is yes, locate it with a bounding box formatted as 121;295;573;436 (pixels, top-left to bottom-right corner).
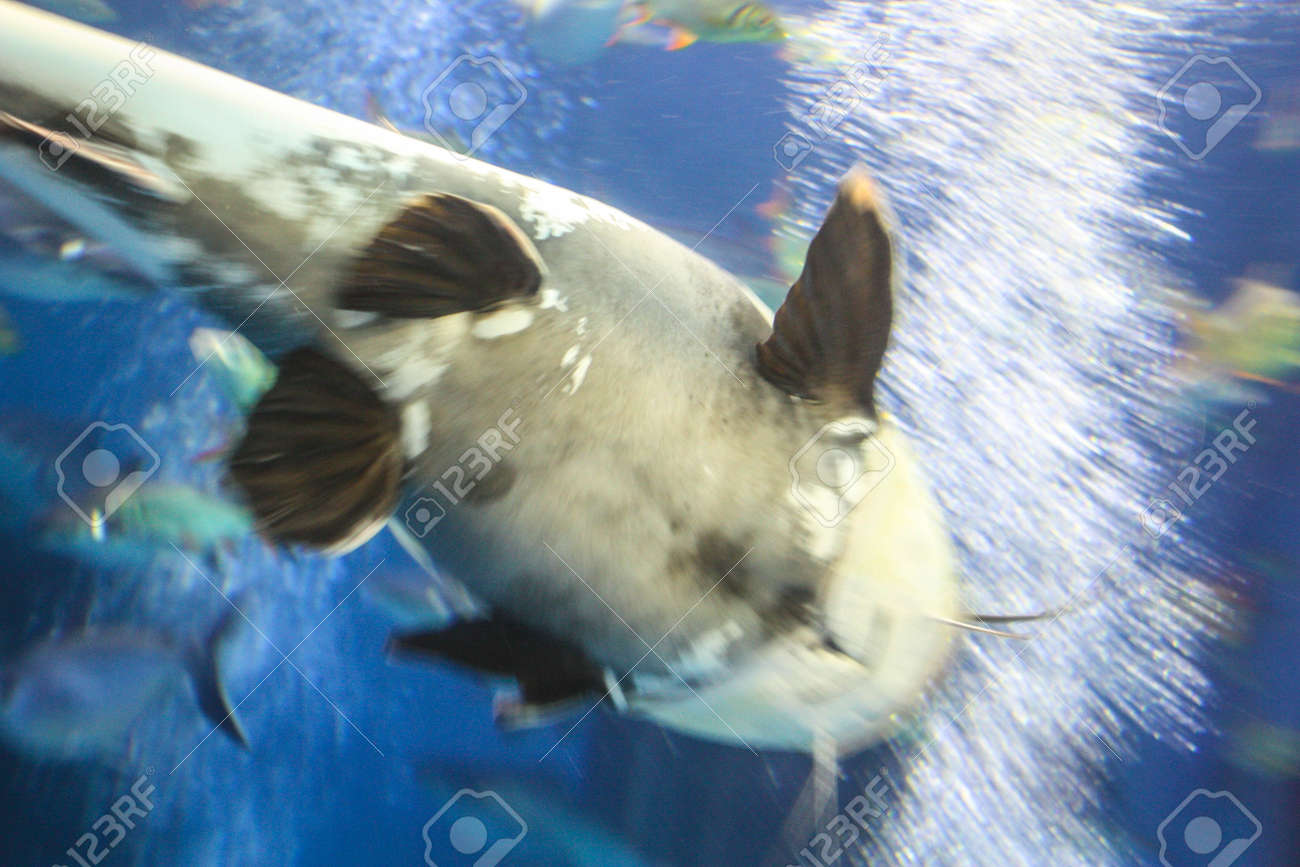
39;482;255;563
0;614;246;760
187;327;278;413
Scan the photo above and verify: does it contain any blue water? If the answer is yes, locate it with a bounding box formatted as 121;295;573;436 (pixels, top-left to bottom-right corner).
1;2;1297;866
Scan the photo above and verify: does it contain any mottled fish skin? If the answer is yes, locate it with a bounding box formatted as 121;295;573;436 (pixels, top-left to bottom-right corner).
0;2;959;752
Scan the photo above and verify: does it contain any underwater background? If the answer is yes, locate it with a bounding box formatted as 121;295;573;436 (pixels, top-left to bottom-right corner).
0;1;1297;865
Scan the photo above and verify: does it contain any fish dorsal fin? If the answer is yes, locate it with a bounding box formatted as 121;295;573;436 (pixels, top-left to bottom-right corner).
337;193;544;319
228;347;403;552
756;167;894;414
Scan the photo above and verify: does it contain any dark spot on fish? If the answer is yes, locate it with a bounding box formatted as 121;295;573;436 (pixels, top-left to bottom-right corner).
728;297;769;339
773;585;816;621
163;133;199;165
691;531;752;597
462;460;516;506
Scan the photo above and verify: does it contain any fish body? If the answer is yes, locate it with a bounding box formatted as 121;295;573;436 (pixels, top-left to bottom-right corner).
632;0;787;48
0;2;958;754
519;0;785;60
1179;276;1300;402
0;620;245;759
41;482;254;556
188;327;278;412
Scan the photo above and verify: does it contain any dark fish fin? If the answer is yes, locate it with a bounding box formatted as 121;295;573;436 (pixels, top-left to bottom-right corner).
0;111;188;203
228;347;403;552
190;605;249;750
337;193;544;318
389;615;606;710
756;166;894;414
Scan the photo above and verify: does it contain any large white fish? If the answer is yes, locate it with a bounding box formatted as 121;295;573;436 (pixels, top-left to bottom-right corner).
0;1;1007;757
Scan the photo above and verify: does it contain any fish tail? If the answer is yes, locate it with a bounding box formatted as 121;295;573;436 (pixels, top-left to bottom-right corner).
188;603;249;749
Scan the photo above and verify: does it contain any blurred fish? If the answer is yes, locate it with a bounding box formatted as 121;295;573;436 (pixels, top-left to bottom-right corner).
0;178;143;281
0;614;246;760
1179;274;1300;401
1226;720;1300;778
362;565;481;630
1256;76;1300;153
25;0;117;23
623;1;787;51
188;327;278;413
518;0;630;64
0;247;148;303
518;0;785;62
39;482;255;561
0;412;108;534
0;302;17;354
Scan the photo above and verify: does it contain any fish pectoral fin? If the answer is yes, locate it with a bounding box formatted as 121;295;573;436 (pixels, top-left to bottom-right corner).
228;347;403;552
389;614;607;718
337;193;544;319
756;166;894;415
0;111;189;203
665;26;699;50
